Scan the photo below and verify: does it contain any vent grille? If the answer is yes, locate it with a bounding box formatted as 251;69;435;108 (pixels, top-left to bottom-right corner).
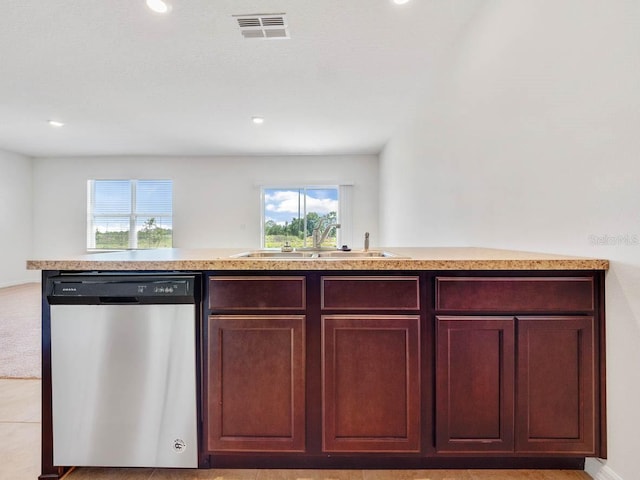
234;13;289;39
261;17;284;27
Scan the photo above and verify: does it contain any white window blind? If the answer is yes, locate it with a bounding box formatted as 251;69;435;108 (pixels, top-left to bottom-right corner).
87;179;173;250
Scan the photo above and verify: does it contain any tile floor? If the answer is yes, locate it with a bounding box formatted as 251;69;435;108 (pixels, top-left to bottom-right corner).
0;378;592;480
0;378;41;480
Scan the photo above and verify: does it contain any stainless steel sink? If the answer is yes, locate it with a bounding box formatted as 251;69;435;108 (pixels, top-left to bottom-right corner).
230;251;316;258
231;250;408;259
315;250;405;258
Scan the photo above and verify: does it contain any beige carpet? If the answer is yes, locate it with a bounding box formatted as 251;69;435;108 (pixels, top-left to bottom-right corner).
0;283;41;378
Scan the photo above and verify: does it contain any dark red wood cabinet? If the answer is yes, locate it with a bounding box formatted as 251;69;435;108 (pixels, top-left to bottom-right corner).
320;275;421;453
203;271;605;467
435;276;603;457
206;276;307;453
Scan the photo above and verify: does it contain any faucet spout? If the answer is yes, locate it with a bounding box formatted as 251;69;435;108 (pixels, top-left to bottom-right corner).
312;220;341;249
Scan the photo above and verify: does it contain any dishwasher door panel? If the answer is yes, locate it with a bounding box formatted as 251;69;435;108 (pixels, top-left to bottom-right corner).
50;304;197;468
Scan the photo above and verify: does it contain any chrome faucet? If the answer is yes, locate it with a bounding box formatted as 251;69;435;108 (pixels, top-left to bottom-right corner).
312;219;341;249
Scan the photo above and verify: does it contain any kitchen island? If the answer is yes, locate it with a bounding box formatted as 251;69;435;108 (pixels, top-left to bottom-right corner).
29;247;608;479
28;246;609;271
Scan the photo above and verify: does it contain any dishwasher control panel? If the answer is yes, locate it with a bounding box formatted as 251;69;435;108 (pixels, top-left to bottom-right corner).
47;275;198;304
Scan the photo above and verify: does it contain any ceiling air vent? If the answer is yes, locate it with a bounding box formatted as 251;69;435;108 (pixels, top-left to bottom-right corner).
234;13;289;39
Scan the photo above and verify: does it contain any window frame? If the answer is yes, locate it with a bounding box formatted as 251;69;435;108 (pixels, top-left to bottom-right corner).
87;179;173;251
260;185;343;249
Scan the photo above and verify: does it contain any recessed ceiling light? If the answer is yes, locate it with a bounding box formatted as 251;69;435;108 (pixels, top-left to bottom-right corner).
392;0;411;4
252;116;265;125
48;120;64;127
146;0;171;14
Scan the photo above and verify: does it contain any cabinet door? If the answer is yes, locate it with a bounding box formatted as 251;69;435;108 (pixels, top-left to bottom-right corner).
436;316;515;453
322;315;421;452
516;316;596;454
207;315;305;452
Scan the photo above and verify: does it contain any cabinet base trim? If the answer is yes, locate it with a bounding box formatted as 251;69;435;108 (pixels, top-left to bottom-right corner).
207;455;586;470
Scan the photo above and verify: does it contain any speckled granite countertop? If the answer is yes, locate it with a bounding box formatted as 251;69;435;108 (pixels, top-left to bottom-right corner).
26;247;609;271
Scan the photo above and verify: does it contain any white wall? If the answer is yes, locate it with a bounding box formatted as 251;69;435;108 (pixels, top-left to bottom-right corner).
31;155;378;257
0;149;36;286
380;1;639;479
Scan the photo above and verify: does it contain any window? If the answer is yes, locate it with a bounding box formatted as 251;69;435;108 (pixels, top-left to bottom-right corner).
261;186;340;248
87;180;173;250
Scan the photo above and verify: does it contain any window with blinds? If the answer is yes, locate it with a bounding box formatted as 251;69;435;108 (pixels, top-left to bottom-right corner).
87;179;173;250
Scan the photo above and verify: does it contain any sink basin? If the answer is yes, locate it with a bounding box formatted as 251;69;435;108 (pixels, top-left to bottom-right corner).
315;250;405;258
231;250;408;259
230;251;316;258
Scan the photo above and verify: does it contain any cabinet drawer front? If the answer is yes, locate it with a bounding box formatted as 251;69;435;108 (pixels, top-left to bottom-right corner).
209;276;305;310
435;277;594;312
321;276;420;310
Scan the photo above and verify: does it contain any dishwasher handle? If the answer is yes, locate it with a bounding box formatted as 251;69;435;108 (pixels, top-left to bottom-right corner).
99;296;141;304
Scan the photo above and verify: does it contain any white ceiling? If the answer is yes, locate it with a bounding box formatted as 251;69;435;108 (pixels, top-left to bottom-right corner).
0;0;481;157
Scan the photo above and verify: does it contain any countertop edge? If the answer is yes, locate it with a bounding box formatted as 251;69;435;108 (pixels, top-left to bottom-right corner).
26;258;610;271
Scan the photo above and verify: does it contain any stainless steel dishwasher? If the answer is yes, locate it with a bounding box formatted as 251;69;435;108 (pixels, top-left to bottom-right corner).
47;273;199;468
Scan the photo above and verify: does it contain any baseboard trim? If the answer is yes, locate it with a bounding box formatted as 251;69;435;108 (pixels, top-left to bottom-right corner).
585;458;624;480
